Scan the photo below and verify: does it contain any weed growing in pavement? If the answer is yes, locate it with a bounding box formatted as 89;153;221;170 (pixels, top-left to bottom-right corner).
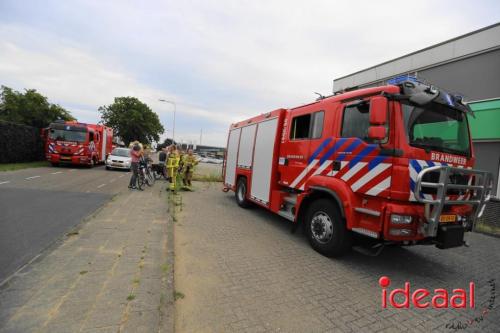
79;270;88;275
66;231;79;237
167;190;182;222
161;263;169;273
126;294;136;301
159;293;166;311
132;278;140;284
174;291;185;301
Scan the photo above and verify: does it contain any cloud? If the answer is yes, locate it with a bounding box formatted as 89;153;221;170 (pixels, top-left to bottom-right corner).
0;0;499;146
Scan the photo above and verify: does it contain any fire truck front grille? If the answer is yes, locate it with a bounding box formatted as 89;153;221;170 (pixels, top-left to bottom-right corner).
421;171;469;196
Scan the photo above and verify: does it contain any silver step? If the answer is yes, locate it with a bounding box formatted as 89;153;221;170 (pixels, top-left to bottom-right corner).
277;209;295;222
283;195;297;205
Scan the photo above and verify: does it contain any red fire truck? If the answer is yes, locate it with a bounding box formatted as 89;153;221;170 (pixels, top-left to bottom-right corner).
223;80;493;257
46;120;113;167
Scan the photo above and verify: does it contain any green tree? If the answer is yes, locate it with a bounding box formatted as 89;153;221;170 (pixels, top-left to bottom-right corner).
99;97;164;145
157;138;177;150
0;86;74;128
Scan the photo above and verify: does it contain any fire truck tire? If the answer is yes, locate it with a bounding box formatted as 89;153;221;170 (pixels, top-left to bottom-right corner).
235;177;252;208
305;198;352;257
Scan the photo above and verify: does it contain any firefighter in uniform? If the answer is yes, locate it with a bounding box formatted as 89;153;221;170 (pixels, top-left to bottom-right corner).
166;145;180;191
182;149;198;190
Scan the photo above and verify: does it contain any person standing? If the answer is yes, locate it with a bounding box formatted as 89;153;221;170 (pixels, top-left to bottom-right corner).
182;149;198;189
128;141;143;190
158;147;168;179
166;145;180;191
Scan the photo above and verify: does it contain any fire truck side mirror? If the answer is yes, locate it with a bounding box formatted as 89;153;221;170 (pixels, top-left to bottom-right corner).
369;97;388;125
368;126;386;141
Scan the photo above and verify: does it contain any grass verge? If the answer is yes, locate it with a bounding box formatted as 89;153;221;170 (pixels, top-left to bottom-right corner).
0;161;49;172
475;222;500;236
192;172;222;182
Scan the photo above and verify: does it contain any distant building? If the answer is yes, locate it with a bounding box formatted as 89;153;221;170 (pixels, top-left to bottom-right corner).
194;144;225;158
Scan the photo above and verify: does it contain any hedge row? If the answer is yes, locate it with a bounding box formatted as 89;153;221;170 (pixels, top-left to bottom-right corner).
0;121;45;163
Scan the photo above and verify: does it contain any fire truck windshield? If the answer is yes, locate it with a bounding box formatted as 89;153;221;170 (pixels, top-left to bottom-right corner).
402;102;471;157
49;129;87;142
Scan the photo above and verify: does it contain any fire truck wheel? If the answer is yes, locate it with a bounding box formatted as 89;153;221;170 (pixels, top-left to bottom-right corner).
235;177;252;208
305;198;352;257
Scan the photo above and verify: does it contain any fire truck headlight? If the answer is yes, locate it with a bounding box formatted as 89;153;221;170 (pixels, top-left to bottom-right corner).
390;214;413;225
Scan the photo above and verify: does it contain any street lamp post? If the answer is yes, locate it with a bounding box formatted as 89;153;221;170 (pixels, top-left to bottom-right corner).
159;99;176;143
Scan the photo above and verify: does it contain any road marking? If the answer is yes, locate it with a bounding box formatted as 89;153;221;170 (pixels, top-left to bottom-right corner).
25;176;41;180
51;171;63;175
0;181;10;185
97;183;106;188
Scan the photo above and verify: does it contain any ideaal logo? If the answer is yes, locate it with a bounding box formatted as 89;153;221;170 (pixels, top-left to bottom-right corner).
379;276;475;309
379;276;496;331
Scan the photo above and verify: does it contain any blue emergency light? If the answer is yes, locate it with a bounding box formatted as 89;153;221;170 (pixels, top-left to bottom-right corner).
386;74;418;85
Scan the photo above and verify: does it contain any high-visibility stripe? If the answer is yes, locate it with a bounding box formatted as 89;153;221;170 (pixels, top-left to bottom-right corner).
290;159;319;188
365;176;391;196
319;138;347;164
308;137;333;164
341;162;366;181
348;145;377;169
312;160;333;177
351;163;391;192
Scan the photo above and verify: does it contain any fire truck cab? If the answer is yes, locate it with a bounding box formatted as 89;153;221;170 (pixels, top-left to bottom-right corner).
223;80;493;257
46;121;113;167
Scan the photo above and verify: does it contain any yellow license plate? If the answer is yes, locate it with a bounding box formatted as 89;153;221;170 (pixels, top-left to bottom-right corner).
439;215;457;223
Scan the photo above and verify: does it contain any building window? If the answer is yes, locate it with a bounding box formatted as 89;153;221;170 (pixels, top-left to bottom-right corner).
290;111;324;140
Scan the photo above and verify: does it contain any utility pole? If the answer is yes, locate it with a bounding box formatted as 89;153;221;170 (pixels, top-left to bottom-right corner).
158;99;176;143
199;128;203;146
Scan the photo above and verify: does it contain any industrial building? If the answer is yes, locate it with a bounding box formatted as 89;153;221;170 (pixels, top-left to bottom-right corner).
334;23;500;195
333;22;500;225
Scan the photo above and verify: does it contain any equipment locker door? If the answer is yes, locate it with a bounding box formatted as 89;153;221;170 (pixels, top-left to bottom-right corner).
224;127;241;187
250;118;278;204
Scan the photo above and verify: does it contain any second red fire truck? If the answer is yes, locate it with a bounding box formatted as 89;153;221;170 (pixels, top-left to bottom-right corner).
223;79;493;257
45;120;113;167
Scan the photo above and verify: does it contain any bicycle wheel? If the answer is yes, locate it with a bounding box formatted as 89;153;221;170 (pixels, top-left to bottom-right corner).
136;171;145;190
147;168;155;185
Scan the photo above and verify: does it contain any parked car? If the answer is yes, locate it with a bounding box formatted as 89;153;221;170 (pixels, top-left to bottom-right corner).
106;148;131;170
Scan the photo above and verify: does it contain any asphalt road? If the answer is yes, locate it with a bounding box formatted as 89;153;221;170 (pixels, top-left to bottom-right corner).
0;164;130;283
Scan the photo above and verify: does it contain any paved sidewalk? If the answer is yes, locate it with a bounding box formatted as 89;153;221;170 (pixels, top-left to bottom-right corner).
0;185;174;333
175;183;500;333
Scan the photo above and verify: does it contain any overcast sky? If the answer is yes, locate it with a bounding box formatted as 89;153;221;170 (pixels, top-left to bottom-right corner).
1;1;499;146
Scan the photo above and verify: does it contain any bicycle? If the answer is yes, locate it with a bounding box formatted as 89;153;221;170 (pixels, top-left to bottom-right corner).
139;157;155;187
152;163;168;180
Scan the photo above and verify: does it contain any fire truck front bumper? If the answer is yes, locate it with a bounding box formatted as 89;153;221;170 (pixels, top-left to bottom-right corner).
48;154;90;165
382;202;475;249
381;165;493;249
